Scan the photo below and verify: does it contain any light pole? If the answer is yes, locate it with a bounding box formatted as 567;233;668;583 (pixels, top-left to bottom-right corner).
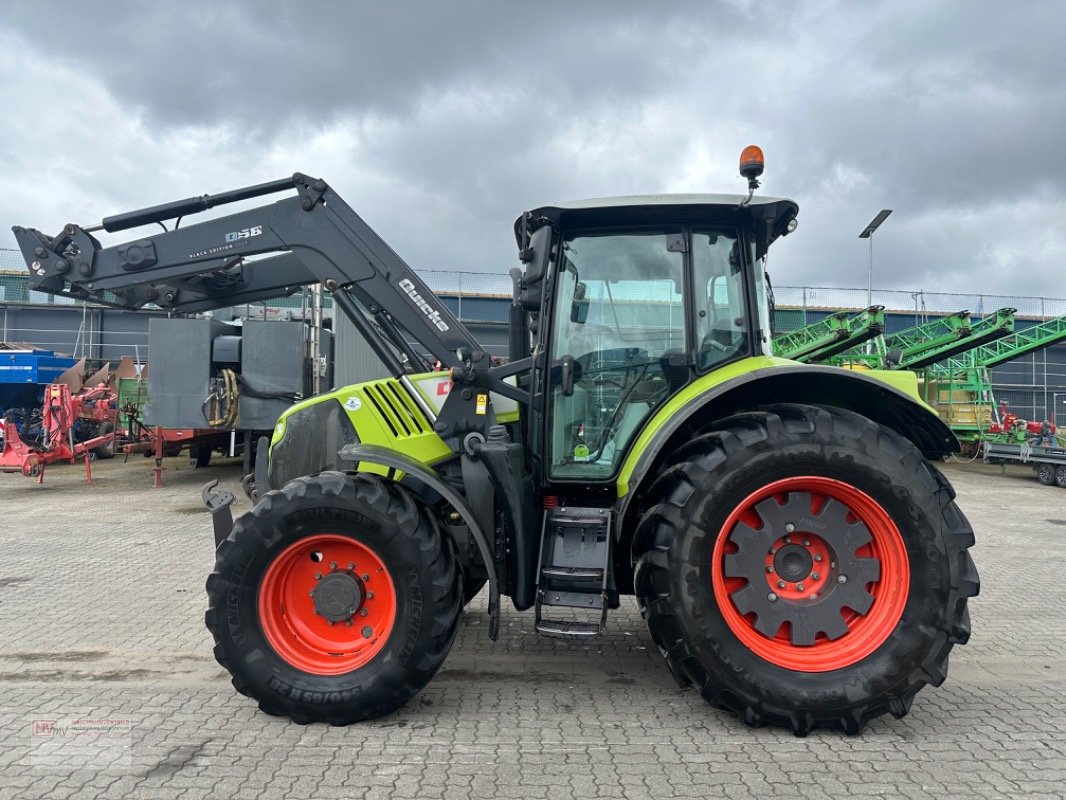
859;209;893;309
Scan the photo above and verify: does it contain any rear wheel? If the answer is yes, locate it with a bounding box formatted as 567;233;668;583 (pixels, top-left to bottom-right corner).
205;471;461;723
1037;463;1056;486
634;404;979;735
192;445;212;468
1056;466;1066;488
93;421;115;459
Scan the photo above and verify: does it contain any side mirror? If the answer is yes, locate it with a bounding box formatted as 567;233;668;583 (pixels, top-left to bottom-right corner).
518;226;552;312
570;281;589;323
570;300;589;324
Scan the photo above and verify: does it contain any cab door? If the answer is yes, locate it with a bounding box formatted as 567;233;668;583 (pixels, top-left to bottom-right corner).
543;229;689;481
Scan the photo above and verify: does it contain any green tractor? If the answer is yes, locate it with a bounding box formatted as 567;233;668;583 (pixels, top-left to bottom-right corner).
13;148;978;734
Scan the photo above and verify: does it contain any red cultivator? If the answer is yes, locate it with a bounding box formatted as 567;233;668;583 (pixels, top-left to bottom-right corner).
0;383;116;483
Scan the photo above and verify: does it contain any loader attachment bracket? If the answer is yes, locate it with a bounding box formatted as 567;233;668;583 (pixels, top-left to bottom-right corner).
202;479;236;548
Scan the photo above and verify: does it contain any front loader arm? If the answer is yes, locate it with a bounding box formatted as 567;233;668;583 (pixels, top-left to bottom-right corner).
12;173;482;374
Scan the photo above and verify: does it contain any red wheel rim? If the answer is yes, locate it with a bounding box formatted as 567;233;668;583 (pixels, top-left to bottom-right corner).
258;534;397;675
711;476;909;672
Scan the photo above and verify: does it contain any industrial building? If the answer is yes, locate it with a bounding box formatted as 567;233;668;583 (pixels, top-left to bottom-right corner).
3;251;1063;427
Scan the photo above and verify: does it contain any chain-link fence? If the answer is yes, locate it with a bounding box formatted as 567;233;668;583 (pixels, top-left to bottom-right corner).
3;251;1065;321
3;249;1066;421
771;286;1066;326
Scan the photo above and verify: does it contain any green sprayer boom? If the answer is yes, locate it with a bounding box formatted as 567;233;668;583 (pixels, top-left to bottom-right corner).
772;305;884;363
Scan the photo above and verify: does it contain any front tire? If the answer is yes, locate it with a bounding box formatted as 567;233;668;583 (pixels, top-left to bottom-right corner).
633;404;979;735
205;471;461;723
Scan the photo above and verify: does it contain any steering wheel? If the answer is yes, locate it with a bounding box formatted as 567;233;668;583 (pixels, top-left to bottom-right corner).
575;345;650;376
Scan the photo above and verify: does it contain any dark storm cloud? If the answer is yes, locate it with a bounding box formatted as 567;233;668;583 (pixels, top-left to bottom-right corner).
0;1;751;128
0;0;1063;298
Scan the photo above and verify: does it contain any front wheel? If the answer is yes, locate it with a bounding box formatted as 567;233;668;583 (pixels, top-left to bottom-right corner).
634;404;979;735
205;471;461;723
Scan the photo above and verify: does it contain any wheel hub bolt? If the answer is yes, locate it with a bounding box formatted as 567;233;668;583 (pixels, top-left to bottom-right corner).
766;566;774;573
361;626;373;639
314;572;322;580
803;539;810;547
360;608;368;616
346;620;353;627
777;580;785;589
330;562;337;569
796;582;805;591
783;535;791;543
362;574;370;582
809;593;818;600
812;573;820;580
814;554;823;562
768;592;778;602
347;562;355;570
838;575;848;584
785;523;795;533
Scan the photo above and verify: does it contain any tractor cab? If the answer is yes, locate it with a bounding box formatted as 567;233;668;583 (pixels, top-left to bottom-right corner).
513;194;799;484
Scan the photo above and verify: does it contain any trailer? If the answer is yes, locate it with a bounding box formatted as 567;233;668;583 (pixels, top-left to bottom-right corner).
983;439;1066;487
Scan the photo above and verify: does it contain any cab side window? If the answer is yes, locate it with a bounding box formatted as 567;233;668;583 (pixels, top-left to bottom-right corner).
692;231;748;371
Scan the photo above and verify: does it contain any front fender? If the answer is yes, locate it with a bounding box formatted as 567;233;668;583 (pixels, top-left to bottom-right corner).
337;443;501;640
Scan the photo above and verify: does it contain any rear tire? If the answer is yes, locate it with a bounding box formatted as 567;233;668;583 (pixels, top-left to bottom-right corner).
1056;466;1066;488
93;421;115;459
205;471;461;723
633;404;979;735
1037;463;1056;486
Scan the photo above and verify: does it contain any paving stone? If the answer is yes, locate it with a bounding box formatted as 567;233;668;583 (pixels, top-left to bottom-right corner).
0;458;1062;799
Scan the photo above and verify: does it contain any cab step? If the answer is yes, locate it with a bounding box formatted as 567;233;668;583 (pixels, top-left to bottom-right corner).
534;507;611;638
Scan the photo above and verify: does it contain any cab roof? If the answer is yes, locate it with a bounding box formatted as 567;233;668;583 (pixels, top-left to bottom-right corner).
528;192;785;212
515;193;799;252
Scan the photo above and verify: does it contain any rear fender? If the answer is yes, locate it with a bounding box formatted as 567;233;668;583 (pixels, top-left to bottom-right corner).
618;364;957;528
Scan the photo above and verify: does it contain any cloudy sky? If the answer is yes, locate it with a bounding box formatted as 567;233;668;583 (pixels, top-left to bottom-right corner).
0;1;1061;298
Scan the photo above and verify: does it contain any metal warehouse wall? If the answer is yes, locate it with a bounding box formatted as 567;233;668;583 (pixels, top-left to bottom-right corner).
990;348;1066;423
331;298;507;388
3;253;1065;423
0;303;166;362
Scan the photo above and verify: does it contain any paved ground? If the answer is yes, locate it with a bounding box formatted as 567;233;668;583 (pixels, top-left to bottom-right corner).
0;454;1064;799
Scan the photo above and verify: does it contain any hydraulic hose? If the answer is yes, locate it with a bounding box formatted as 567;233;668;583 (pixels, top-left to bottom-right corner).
204;368;240;428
